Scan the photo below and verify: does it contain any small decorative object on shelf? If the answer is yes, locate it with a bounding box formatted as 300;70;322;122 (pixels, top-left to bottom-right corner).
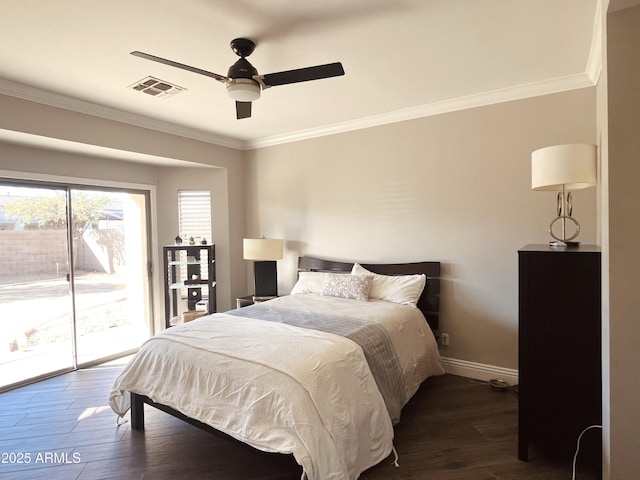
175;235;182;245
201;238;207;245
195;300;208;311
189;236;195;245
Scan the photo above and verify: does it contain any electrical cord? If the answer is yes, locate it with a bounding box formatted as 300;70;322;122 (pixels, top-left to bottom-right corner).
571;425;602;480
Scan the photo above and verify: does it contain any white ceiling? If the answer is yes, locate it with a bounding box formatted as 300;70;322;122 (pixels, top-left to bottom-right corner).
0;0;601;151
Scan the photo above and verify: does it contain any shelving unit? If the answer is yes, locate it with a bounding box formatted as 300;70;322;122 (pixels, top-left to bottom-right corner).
163;244;216;328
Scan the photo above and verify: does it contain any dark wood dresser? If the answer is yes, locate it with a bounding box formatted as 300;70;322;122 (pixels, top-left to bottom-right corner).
518;244;601;462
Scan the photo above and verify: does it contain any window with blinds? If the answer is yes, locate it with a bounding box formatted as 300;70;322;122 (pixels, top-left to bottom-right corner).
178;190;212;242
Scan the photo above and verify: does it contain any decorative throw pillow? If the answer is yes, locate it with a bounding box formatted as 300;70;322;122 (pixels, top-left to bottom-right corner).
351;263;426;307
290;271;327;295
321;273;372;301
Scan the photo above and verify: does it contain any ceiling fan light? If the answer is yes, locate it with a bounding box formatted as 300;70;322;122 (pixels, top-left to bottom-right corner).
227;79;261;102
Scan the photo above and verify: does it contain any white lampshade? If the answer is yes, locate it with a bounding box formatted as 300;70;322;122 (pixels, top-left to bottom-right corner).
243;238;283;260
531;144;597;191
227;79;261;102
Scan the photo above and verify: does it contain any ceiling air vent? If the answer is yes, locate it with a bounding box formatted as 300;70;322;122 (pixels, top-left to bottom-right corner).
129;76;185;98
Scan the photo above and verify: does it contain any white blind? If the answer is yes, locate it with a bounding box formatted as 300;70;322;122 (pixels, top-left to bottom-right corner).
178;190;212;242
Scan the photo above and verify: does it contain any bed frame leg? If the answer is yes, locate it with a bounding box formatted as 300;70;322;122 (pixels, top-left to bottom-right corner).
130;392;145;431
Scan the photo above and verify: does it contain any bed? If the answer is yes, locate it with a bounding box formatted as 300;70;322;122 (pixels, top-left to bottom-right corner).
109;256;444;480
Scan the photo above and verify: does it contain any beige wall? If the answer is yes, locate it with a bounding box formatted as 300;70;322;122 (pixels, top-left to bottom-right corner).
601;4;640;478
246;88;597;371
0;140;161;186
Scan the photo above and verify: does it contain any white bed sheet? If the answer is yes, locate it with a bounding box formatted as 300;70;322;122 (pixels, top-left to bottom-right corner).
109;294;444;480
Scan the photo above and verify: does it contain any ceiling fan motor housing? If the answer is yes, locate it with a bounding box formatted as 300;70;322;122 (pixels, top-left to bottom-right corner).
227;57;258;79
226;53;261;102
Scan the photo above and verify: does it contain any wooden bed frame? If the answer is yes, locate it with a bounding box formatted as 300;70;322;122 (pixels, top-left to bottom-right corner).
130;256;441;471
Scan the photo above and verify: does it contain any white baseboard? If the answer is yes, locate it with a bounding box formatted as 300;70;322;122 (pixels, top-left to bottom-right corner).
440;356;519;386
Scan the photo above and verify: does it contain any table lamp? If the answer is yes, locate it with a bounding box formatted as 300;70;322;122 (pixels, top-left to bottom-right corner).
531;144;597;246
243;237;283;298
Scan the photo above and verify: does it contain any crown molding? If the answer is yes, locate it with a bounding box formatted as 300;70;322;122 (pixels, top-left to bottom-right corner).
0;72;596;154
585;0;604;84
247;72;596;150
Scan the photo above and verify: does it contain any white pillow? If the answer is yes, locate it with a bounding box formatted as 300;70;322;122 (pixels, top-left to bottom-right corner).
351;263;426;307
290;271;327;295
321;273;372;301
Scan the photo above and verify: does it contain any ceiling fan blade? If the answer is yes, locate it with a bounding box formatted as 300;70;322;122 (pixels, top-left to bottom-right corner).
236;101;252;119
131;51;228;83
260;62;344;87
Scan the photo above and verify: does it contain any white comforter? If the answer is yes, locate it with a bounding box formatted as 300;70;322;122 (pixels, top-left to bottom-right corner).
109;294;444;480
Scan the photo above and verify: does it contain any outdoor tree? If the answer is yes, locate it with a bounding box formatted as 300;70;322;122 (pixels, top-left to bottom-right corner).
5;192;124;273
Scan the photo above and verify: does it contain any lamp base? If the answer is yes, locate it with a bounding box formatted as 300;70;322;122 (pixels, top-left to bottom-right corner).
253;260;278;297
549;240;581;248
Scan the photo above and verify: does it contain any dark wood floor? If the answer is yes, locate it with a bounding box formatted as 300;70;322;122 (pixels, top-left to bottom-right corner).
0;358;600;480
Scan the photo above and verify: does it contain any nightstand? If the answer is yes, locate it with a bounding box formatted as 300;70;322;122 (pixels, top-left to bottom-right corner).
236;295;277;309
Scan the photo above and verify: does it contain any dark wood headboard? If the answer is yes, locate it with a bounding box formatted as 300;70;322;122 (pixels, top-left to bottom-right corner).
297;256;441;334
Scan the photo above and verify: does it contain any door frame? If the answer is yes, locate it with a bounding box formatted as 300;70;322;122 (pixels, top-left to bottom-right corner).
0;171;158;388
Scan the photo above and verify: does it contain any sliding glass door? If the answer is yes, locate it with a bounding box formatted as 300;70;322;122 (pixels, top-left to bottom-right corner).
0;185;74;387
70;188;151;365
0;183;152;390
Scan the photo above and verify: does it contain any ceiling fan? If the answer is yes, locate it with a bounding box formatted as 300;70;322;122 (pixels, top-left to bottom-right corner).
131;38;345;119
